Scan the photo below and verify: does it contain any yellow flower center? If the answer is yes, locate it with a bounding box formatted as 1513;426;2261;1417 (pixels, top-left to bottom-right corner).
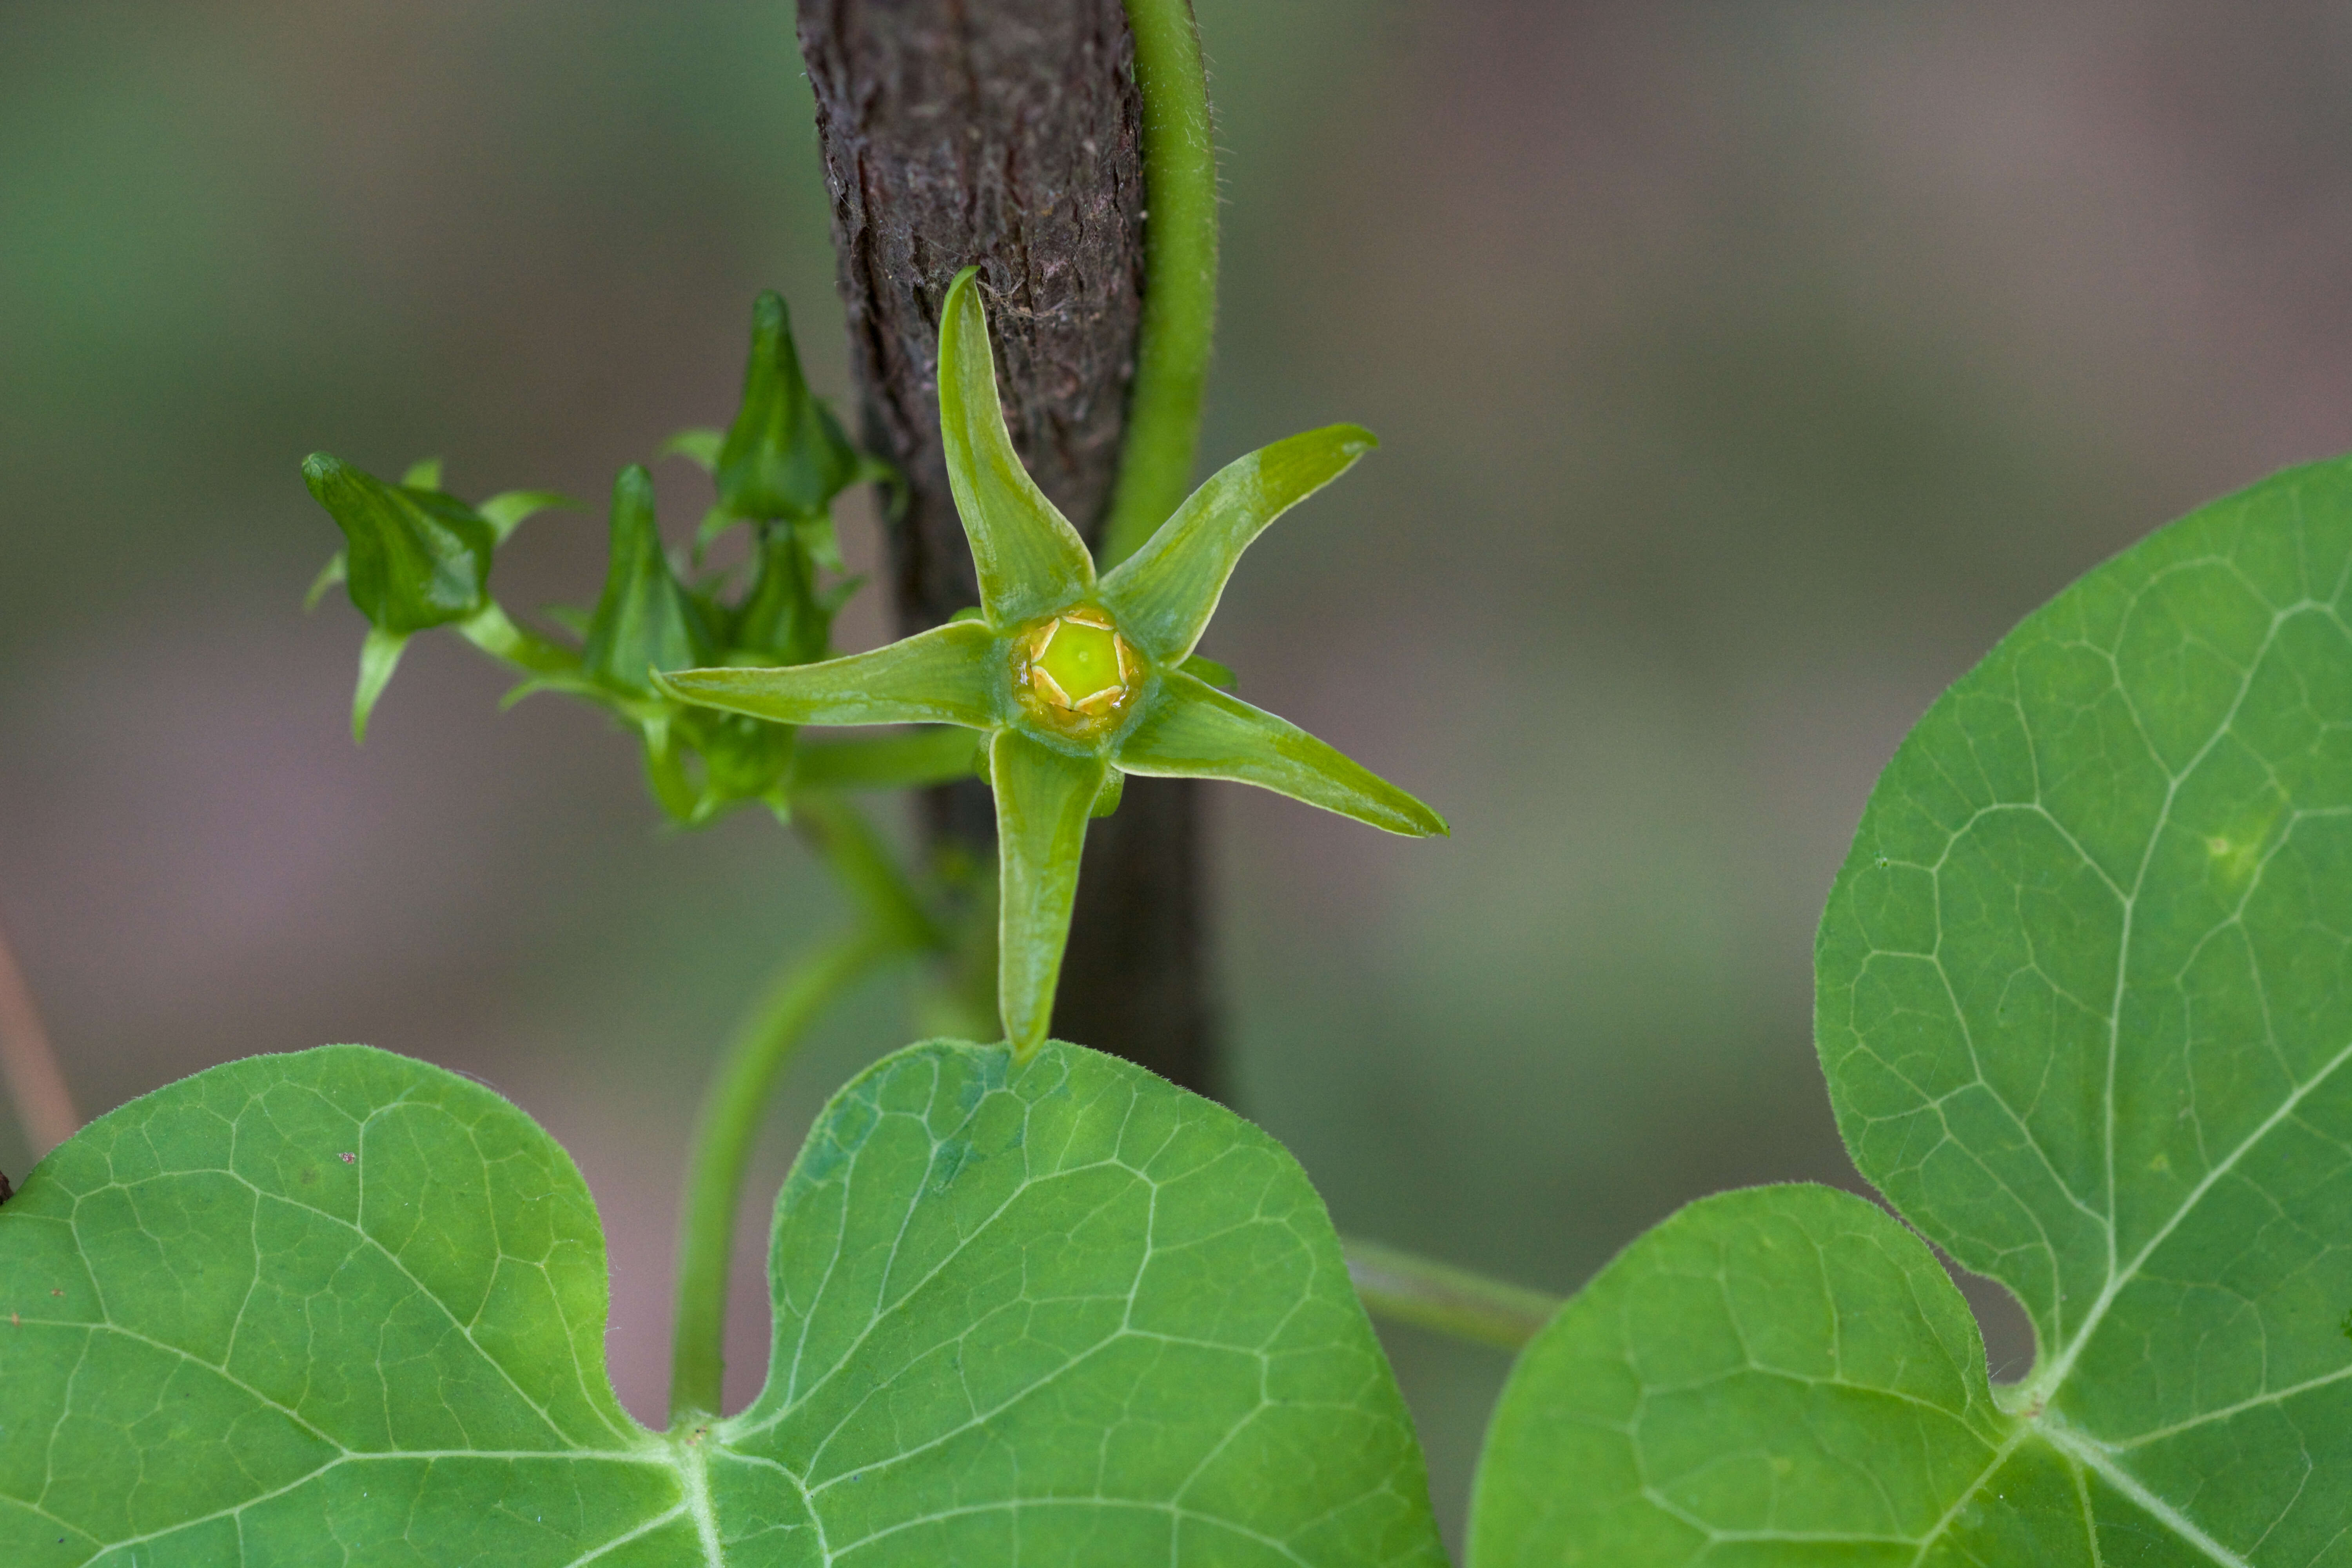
1019;608;1140;732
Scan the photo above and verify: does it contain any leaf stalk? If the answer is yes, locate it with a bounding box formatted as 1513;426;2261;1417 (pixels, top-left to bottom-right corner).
0;915;77;1157
1345;1237;1562;1352
667;925;911;1423
666;794;943;1423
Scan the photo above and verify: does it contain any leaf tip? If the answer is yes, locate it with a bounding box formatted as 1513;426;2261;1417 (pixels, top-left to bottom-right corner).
659;428;725;474
300;450;345;499
303;552;347;613
941;267;991;343
1370;788;1448;839
352;628;408;744
613;462;656;506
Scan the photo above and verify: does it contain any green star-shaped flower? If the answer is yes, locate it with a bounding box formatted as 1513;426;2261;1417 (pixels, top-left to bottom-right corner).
660;267;1446;1059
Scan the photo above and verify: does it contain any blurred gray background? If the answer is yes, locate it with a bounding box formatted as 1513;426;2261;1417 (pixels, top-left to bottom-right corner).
7;0;2352;1552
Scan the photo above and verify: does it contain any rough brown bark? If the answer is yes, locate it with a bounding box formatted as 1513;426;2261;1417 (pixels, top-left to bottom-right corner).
795;0;1216;1097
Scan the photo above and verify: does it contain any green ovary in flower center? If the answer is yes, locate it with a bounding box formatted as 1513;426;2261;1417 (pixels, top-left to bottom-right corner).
1018;608;1140;731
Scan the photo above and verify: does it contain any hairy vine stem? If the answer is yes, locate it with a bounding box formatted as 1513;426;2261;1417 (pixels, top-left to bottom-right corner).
1100;0;1220;569
0;915;76;1158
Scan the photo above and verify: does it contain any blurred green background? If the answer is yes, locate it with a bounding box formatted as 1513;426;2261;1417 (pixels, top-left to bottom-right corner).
7;0;2351;1552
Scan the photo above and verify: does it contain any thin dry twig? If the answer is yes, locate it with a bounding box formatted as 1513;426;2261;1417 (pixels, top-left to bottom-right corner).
0;916;78;1157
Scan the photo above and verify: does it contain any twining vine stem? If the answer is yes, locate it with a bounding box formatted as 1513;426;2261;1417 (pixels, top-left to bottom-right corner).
668;795;943;1423
1344;1238;1563;1351
1099;0;1220;569
0;915;77;1157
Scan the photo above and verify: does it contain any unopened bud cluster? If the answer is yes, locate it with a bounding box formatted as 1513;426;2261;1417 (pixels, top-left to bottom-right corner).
304;292;890;826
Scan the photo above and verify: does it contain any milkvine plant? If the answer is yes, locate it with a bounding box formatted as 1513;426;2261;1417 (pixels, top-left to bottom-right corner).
4;8;2350;1568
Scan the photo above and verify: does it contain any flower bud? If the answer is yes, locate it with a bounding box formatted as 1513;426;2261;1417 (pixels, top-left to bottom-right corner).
583;465;714;695
729;526;835;668
302;453;492;634
716;292;863;523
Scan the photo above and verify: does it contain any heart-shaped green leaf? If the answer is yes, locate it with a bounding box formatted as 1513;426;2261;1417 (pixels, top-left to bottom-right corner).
0;1040;1445;1566
1473;1184;2047;1565
1472;456;2352;1564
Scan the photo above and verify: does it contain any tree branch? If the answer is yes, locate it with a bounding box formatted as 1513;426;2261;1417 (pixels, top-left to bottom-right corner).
796;0;1215;1095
